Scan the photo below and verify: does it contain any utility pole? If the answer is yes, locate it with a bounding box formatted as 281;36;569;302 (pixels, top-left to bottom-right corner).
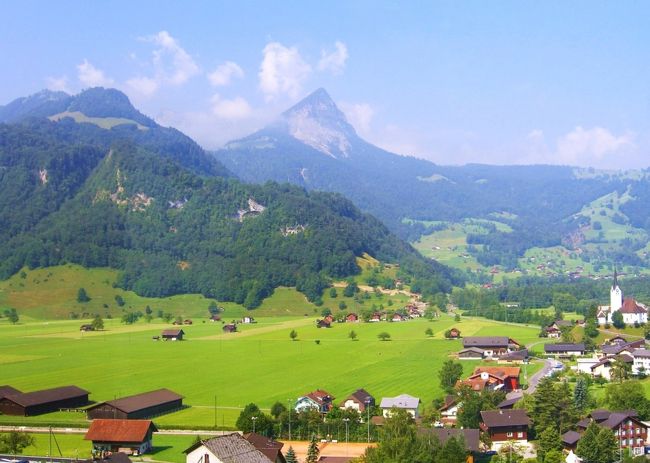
252;416;258;434
365;399;371;443
343;418;350;456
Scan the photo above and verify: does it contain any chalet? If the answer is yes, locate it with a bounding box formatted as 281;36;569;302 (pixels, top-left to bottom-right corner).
458;347;485;360
87;389;183;420
339;388;375;412
161;329;184;341
462;337;520;358
369;312;382;323
222;324;237;333
439;395;459;426
561;430;582;451
316;319;331;328
323;315;334;324
185;433;273;463
632;349;650;375
85;419;157;455
544;343;586;357
380;394;420;418
0;385;89;416
391;313;406;322
242;316;256;324
544;320;573;338
295;389;335;414
591;354;634;380
406;306;421;318
243;432;286;463
345;313;359;323
480;409;531;446
463;366;521;391
80;324;94;332
447;328;461;339
571;409;648;454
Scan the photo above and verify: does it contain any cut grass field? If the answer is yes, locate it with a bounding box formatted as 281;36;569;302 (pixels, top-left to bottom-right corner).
0;314;542;430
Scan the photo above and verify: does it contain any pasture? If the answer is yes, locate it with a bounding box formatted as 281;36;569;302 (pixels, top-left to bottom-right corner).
0;313;542;429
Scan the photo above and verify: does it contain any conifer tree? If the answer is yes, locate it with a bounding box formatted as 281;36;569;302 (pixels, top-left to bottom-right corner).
306;434;320;463
576;421;600;462
573;377;589;412
285;446;298;463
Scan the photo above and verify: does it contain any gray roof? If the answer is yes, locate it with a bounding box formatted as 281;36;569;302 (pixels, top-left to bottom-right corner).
380;394;420;410
463;337;511;348
185;433;273;463
2;385;88;407
418;428;480;452
562;430;581;445
88;388;182;414
544;343;585;353
481;409;531;427
500;349;529;361
633;349;650;358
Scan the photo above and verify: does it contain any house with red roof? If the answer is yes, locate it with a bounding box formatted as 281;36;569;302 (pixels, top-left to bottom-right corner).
85;419;157;455
295;389;335;414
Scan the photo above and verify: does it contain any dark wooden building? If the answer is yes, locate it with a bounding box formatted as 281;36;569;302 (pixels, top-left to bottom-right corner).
85;419;157;455
0;385;21;400
161;329;184;341
86;388;183;420
480;409;531;443
0;385;89;416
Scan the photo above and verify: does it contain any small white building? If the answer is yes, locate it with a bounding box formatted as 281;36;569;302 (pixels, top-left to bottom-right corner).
575;357;600;375
632;349;650;375
380;394;420;418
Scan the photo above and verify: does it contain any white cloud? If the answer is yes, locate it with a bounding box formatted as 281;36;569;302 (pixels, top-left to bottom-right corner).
211;93;252;119
259;42;312;101
340;102;374;135
125;76;159;98
318;41;349;75
208;61;244;87
77;59;114;87
148;30;199;85
556;126;634;165
45;76;70;93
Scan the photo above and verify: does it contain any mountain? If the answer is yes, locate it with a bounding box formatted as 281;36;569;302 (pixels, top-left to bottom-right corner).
215;89;650;273
0;88;460;307
0;87;229;177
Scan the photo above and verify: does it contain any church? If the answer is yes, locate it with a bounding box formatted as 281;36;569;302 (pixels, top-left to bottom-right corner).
597;270;648;326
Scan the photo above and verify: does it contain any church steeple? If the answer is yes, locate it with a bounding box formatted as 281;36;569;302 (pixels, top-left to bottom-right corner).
613;267;618;289
610;267;622;313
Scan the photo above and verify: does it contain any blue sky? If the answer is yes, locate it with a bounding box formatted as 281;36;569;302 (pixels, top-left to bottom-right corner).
2;1;649;169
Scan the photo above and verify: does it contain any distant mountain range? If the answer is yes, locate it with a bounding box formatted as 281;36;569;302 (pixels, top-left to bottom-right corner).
0;87;458;307
215;89;650;275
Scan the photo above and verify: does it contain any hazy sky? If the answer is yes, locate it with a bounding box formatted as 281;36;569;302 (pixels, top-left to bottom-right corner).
2;1;649;169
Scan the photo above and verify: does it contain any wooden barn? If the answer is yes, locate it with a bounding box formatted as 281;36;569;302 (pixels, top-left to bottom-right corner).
85;419;157;455
86;388;183;420
161;329;184;341
0;385;21;400
0;385;89;416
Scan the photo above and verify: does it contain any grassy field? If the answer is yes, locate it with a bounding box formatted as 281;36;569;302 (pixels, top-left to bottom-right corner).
0;313;541;430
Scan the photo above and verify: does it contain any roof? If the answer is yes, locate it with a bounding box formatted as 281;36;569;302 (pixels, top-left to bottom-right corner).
599;410;640;429
458;347;484;355
87;388;182;414
84;419;157;443
544;343;585;353
343;388;374;405
243;432;284;462
620;298;648;314
305;389;334;405
418;428;480;453
440;394;458;411
2;385;88;407
500;349;529;361
463;337;511;348
633;349;650;358
472;366;521;380
562;430;582;446
82;452;133;463
380;394;419;409
161;329;184;336
553;320;574;327
0;385;21;399
497;396;521;409
481;409;531;428
317;458;354;463
184;433;273;463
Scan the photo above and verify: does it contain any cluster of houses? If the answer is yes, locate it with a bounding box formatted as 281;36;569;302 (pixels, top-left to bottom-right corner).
572;335;650;379
315;304;426;328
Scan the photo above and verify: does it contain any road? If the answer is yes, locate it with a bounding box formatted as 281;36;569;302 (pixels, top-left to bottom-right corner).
0;426;227;436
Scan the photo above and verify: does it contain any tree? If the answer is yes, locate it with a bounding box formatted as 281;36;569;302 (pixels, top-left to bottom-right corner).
537;426;562;462
114;294;125;307
377;332;391;341
208;301;219;315
454;313;461;322
543;449;564;463
4;308;19;324
0;431;35;454
236;403;272;435
611;355;632;382
573;376;590;412
425;327;433;337
343;281;359;297
560;325;575;343
439;360;463;393
338;301;347;310
77;287;90;303
605;381;650;419
321;307;332;317
576;421;601;462
285;446;298;463
612;310;625;329
434;436;466;463
329;288;338;298
270;401;286;420
91;314;104;331
584;318;599;338
306;434;320;463
145;305;153;315
595;427;618;463
289;330;298;341
348;330;358;341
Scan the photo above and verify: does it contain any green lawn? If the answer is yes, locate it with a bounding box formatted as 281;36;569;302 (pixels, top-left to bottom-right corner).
0;314;540;430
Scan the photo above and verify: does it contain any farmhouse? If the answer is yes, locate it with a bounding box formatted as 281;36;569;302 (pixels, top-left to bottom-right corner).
85;419;157;455
462;337;520;358
161;329;184;341
87;388;183;420
345;313;359;323
447;327;461;339
544;320;573;338
439;395;459;426
380;394;420;418
459;366;521;391
339;388;375;412
480;409;531;445
295;389;335;414
242;316;256;324
391;313;406;322
458;347;484;360
498;349;529;363
243;432;286;463
600;338;645;357
572;409;648;454
631;349;650;375
0;385;89;416
316;319;331;328
184;433;273;463
544;343;586;357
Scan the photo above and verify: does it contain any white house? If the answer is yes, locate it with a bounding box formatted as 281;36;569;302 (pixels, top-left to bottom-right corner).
575;357;600;375
632;349;650;375
184;434;272;463
380;394;420;418
597;270;648;325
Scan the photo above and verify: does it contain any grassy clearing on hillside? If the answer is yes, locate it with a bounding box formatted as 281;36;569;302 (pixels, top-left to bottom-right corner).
49;111;148;131
0;315;541;429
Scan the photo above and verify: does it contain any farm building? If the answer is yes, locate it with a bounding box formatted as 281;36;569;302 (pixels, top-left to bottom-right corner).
222;324;237;333
462;336;520;358
447;327;461;338
81;453;132;463
458;347;484;360
0;385;89;416
85;419;157;455
544;343;585;357
243;432;286;463
80;324;94;332
87;388;183;420
339;388;375;412
184;433;273;463
0;385;21;400
161;329;184;341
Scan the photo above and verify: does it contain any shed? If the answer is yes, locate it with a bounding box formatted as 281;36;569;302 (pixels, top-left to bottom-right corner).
85;419;157;455
0;385;89;416
87;388;183;420
161;329;184;341
222;323;237;333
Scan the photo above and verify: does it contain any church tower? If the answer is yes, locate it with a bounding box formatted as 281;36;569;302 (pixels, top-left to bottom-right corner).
610;268;622;312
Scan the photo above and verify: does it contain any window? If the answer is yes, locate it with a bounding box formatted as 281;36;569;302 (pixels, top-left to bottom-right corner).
506;432;513;437
517;432;523;438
